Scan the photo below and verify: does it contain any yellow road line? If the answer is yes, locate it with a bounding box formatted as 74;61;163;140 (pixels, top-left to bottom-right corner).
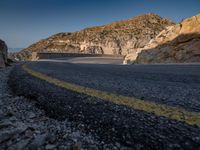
22;64;200;127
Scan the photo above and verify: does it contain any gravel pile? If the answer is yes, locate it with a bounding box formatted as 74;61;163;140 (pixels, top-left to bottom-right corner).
0;66;122;149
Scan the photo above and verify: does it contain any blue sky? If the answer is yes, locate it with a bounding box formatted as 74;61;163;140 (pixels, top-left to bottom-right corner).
0;0;199;48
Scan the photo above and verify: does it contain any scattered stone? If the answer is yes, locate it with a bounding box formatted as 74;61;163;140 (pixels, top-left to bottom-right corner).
45;144;57;149
0;132;16;143
0;120;13;129
46;134;56;144
25;129;34;138
29;112;36;119
31;134;47;147
70;142;81;150
11;139;30;150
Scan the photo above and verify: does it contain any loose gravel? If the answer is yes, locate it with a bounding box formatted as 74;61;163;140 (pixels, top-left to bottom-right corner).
0;66;123;149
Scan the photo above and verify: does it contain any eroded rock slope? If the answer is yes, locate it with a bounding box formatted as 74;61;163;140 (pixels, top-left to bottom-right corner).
124;14;200;64
10;13;174;60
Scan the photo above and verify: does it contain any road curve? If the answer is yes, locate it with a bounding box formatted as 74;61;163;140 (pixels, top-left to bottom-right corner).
9;58;200;149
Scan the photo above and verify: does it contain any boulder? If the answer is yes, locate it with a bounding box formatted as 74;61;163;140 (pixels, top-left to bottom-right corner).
0;40;8;68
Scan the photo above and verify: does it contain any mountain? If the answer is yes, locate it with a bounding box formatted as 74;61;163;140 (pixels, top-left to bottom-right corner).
10;13;174;60
0;40;8;68
124;13;200;64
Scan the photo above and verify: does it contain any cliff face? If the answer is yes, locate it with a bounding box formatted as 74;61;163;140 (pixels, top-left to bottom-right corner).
0;40;8;68
11;13;174;60
124;14;200;64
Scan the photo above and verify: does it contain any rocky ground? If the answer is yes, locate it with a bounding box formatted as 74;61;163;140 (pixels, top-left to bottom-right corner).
0;66;123;149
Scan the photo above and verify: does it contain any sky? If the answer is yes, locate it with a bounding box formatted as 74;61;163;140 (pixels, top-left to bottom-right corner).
0;0;200;49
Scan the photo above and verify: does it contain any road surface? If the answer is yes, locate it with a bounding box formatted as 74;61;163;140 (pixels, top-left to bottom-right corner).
9;57;200;149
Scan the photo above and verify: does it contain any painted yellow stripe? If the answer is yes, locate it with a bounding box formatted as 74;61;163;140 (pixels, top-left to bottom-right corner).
22;64;200;127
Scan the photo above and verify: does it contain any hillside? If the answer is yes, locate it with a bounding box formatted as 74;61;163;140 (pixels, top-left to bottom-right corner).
124;13;200;64
10;13;174;60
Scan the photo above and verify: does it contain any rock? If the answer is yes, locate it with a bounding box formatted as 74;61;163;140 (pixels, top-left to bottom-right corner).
0;120;13;129
0;54;5;68
15;122;28;132
25;129;34;138
179;14;200;38
11;139;30;150
31;134;47;147
29;112;36;119
125;13;200;64
70;142;81;150
45;144;57;149
9;13;174;61
46;134;56;144
0;129;21;143
0;40;8;68
5;111;14;117
0;132;15;143
123;50;140;64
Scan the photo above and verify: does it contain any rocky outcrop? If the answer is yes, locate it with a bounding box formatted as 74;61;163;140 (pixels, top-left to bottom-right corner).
11;13;174;61
0;40;8;68
124;14;200;64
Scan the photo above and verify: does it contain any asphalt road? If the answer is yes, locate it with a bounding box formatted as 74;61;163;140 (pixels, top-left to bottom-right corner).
9;57;200;149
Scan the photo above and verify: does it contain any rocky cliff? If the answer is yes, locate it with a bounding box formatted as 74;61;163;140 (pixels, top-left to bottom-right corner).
10;13;174;60
124;13;200;64
0;40;8;68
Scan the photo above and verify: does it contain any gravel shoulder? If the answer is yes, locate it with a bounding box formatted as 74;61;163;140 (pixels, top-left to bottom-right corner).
8;64;200;149
0;65;121;149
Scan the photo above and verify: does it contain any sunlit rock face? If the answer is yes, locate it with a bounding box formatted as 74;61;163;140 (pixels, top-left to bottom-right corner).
10;13;174;60
124;13;200;64
0;40;7;68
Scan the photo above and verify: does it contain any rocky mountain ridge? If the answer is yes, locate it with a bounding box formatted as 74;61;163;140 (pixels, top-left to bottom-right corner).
124;13;200;64
10;13;174;60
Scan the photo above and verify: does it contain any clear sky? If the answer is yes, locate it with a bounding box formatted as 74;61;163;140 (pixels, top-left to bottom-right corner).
0;0;199;48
